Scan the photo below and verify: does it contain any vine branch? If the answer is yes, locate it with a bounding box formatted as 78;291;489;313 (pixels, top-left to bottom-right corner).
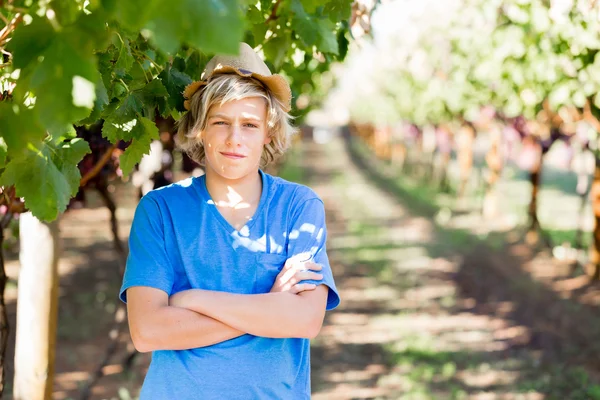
0;13;22;48
80;143;118;187
266;0;282;23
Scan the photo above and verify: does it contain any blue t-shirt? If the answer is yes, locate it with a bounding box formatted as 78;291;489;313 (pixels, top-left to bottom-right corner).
119;170;340;400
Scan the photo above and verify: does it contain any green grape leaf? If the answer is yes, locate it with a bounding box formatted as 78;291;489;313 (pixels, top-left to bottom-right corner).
0;138;6;167
146;0;244;55
50;138;91;195
173;56;186;72
51;0;80;26
185;50;209;80
291;1;318;47
125;63;153;89
138;79;169;102
73;10;111;49
0;138;90;221
337;26;349;59
250;23;270;47
77;76;110;125
300;0;320;13
109;0;162;30
291;0;338;53
159;65;193;111
102;99;143;142
114;36;135;75
247;5;265;24
49;125;78;144
102;79;165;142
0;104;47;159
316;19;339;54
259;0;273;12
262;35;291;70
323;0;352;22
119;117;160;176
7;17;55;69
29;34;100;134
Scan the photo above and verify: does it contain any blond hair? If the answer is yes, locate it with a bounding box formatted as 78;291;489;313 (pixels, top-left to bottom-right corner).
176;74;296;167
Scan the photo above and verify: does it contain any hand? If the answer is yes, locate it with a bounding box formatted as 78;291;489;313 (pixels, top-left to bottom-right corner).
270;258;323;294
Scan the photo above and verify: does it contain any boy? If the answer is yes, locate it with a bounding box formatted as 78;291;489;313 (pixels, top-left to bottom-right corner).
119;42;340;399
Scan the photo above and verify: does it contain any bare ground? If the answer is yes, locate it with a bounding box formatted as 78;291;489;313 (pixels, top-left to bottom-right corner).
1;134;600;399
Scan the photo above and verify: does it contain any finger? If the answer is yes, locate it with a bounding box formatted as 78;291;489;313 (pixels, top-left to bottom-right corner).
295;271;323;281
277;261;322;284
283;258;294;271
291;283;316;294
276;260;301;283
305;262;323;271
279;267;300;284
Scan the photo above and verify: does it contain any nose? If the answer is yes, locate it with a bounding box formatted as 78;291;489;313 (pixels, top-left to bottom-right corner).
225;124;242;147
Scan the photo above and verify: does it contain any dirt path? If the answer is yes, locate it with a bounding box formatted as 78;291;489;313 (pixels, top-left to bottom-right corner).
302;133;598;399
2;133;597;399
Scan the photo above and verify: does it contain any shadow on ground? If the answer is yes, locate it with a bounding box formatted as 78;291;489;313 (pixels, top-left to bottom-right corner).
316;131;600;399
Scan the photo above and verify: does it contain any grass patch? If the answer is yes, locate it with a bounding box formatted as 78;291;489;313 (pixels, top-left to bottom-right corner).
382;340;600;400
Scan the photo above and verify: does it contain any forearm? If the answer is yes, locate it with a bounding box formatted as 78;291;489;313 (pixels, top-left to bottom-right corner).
172;289;325;339
129;305;244;352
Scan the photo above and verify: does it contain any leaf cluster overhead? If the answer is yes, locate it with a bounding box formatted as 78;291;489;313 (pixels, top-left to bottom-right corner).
0;0;352;221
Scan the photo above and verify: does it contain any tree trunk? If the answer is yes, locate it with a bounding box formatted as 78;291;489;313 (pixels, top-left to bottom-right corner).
457;123;476;198
407;130;424;177
391;142;407;171
574;171;591;250
373;125;391;160
437;152;452;193
0;221;10;397
525;141;543;245
588;156;600;279
13;212;60;400
421;126;437;180
483;125;503;218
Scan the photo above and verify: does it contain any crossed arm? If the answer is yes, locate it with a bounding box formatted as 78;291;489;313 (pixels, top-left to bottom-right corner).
126;261;328;353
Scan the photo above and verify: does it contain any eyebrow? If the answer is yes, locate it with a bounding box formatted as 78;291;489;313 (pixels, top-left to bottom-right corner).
208;113;263;121
208;113;230;120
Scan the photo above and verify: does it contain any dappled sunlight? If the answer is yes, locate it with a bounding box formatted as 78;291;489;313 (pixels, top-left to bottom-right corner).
404;284;456;302
551;274;590;292
300;135;585;399
38;129;600;399
577;289;600;306
459;368;521;389
338;284;398;303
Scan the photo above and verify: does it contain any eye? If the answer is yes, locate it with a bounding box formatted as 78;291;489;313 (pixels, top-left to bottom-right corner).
244;123;259;128
213;121;228;126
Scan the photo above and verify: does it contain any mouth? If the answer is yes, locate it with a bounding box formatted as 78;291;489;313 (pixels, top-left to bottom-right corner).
220;152;247;160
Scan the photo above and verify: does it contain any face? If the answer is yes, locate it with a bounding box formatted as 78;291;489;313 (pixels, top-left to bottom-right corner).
201;97;271;183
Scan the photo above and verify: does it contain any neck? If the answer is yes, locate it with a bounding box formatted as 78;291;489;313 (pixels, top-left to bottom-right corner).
204;169;263;209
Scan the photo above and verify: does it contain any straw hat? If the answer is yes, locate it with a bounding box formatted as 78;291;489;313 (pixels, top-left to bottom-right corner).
183;42;292;112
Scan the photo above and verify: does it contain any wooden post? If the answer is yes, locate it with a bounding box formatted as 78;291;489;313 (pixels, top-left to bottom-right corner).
0;223;9;397
13;212;60;400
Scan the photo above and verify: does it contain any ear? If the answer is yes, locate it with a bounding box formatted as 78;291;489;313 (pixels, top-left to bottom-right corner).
263;134;272;145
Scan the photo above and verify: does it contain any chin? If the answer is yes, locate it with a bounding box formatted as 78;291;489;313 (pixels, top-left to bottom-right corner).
206;160;259;182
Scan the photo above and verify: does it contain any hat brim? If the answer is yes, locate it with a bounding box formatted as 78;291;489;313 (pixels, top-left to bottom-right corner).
183;66;292;113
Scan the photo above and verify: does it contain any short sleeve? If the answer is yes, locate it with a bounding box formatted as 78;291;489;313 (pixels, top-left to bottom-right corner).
286;197;340;311
119;195;175;303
